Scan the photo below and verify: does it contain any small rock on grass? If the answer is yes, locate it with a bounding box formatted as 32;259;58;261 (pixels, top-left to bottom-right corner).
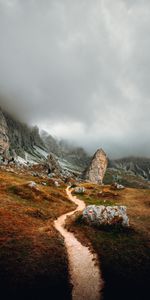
28;181;37;188
74;187;86;194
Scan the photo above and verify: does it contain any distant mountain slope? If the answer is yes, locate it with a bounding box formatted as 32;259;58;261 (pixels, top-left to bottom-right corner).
109;157;150;180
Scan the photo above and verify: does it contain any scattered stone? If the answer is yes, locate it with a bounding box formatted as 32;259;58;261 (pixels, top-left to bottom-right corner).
111;182;125;190
54;181;60;187
74;187;86;194
83;148;108;184
41;182;47;186
83;205;129;227
116;184;124;190
32;172;40;177
48;173;55;178
28;181;37;188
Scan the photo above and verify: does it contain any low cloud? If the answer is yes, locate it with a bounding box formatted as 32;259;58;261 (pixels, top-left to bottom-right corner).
0;0;150;158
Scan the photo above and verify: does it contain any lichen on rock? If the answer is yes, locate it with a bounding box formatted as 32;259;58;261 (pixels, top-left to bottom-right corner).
83;205;129;227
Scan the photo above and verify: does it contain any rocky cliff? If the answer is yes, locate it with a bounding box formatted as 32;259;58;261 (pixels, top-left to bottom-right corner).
0;108;90;177
0;109;10;156
84;148;108;184
0;109;47;162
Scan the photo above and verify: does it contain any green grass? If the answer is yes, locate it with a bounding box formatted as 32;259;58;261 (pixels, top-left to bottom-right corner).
73;192;117;206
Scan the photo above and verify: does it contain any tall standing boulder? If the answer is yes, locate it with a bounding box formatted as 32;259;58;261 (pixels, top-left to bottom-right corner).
84;148;108;184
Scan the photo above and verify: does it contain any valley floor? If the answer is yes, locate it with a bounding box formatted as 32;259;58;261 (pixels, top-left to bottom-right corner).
0;167;150;300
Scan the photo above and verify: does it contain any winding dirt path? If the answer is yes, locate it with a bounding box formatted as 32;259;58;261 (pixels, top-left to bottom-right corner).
54;187;103;300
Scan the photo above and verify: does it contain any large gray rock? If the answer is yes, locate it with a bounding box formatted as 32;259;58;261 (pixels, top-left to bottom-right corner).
84;149;108;184
83;205;129;227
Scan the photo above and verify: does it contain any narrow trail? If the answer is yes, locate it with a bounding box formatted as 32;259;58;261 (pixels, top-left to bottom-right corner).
54;187;103;300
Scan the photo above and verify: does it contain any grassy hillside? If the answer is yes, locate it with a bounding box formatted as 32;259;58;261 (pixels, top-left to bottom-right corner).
0;167;76;300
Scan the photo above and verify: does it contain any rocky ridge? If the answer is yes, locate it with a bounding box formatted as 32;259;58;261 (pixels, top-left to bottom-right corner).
0;108;89;177
109;157;150;181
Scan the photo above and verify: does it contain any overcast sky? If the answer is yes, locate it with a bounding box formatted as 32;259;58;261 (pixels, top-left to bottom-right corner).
0;0;150;158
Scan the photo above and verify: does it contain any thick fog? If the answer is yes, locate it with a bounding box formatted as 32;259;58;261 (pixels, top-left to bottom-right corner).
0;0;150;158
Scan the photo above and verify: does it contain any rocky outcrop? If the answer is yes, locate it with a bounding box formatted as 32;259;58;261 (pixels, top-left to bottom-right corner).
47;153;61;176
0;109;10;157
83;205;129;227
84;149;108;184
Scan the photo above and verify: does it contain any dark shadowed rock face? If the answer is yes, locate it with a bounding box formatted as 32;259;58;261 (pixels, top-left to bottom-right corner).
84;149;108;184
0;109;9;156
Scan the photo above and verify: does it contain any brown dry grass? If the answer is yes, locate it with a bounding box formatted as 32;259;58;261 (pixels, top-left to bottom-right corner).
0;167;75;300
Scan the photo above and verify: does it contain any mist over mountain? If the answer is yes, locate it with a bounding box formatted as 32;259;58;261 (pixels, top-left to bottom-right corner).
0;1;150;158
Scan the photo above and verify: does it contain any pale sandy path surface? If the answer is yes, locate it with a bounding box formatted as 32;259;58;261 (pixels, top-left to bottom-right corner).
54;187;103;300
